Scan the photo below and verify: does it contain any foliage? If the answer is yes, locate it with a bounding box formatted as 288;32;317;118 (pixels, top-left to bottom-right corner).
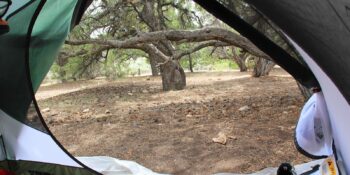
50;0;263;82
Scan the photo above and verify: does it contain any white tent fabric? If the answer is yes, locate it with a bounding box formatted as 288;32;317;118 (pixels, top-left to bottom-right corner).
295;92;333;157
77;156;167;175
288;37;349;174
78;156;325;175
0;110;81;167
215;159;323;175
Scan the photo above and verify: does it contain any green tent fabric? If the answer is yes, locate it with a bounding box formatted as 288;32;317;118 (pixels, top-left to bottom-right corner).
0;0;81;121
29;0;77;91
0;0;98;174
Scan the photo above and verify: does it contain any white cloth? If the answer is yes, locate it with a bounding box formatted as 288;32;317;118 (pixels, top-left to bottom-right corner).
295;92;333;157
77;156;167;175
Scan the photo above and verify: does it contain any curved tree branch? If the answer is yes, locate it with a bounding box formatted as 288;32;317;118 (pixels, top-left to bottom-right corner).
174;41;230;60
66;27;270;60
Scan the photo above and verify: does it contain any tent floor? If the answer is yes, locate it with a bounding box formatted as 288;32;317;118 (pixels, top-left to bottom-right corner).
37;69;311;174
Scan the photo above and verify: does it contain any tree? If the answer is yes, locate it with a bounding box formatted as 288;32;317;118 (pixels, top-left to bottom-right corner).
67;27;272;90
231;48;248;72
218;0;289;77
63;0;275;91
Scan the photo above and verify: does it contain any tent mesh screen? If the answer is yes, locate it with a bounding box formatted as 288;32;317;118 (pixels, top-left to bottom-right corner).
216;0;306;65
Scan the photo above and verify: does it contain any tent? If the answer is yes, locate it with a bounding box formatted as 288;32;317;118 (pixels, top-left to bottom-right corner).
0;0;348;174
194;1;350;174
0;0;100;174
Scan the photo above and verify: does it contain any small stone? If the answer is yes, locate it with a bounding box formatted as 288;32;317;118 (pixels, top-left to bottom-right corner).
228;136;238;140
105;110;111;114
212;132;227;145
41;108;50;113
128;92;133;96
99;103;105;107
238;105;250;112
142;90;149;93
50;113;58;117
83;108;90;113
222;110;227;115
186;114;193;118
96;117;107;122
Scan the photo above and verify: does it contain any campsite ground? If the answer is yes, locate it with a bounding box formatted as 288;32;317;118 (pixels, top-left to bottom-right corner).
37;68;310;175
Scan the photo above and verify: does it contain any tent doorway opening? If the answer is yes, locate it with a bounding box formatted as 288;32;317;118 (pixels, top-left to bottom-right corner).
34;1;313;174
3;0;348;174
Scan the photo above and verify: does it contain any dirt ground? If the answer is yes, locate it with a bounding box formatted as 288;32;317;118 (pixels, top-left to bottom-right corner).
37;69;310;175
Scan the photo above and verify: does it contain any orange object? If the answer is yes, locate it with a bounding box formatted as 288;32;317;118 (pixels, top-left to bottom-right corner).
0;18;9;35
0;19;8;25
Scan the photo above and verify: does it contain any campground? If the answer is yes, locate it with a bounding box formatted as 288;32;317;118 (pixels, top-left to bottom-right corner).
36;68;310;175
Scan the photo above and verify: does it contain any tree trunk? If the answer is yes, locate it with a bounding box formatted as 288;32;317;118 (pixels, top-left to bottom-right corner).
252;57;275;77
297;82;313;100
149;56;159;76
189;55;194;73
160;60;186;91
234;53;248;72
58;67;67;83
231;48;248;72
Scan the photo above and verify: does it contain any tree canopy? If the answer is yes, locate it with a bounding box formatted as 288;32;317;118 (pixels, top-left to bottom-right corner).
53;0;289;91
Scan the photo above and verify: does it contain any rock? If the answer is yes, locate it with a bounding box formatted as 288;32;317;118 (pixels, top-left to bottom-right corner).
142;90;149;93
212;132;227;145
83;108;90;113
228;136;238;140
47;118;54;124
283;111;288;114
278;126;285;130
222;110;227;115
186;114;193;118
41;108;50;113
105;110;111;114
127;92;133;96
238;105;250;112
50;113;58;117
98;103;105;107
288;105;298;109
96;117;108;122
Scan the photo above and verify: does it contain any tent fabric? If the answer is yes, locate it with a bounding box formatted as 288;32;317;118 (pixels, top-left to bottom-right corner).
0;0;100;174
0;0;39;124
198;1;350;174
245;0;350;105
0;0;349;174
288;37;350;175
29;0;79;91
215;159;323;175
0;110;80;166
0;0;90;123
77;156;167;175
193;0;319;88
295;92;333;159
